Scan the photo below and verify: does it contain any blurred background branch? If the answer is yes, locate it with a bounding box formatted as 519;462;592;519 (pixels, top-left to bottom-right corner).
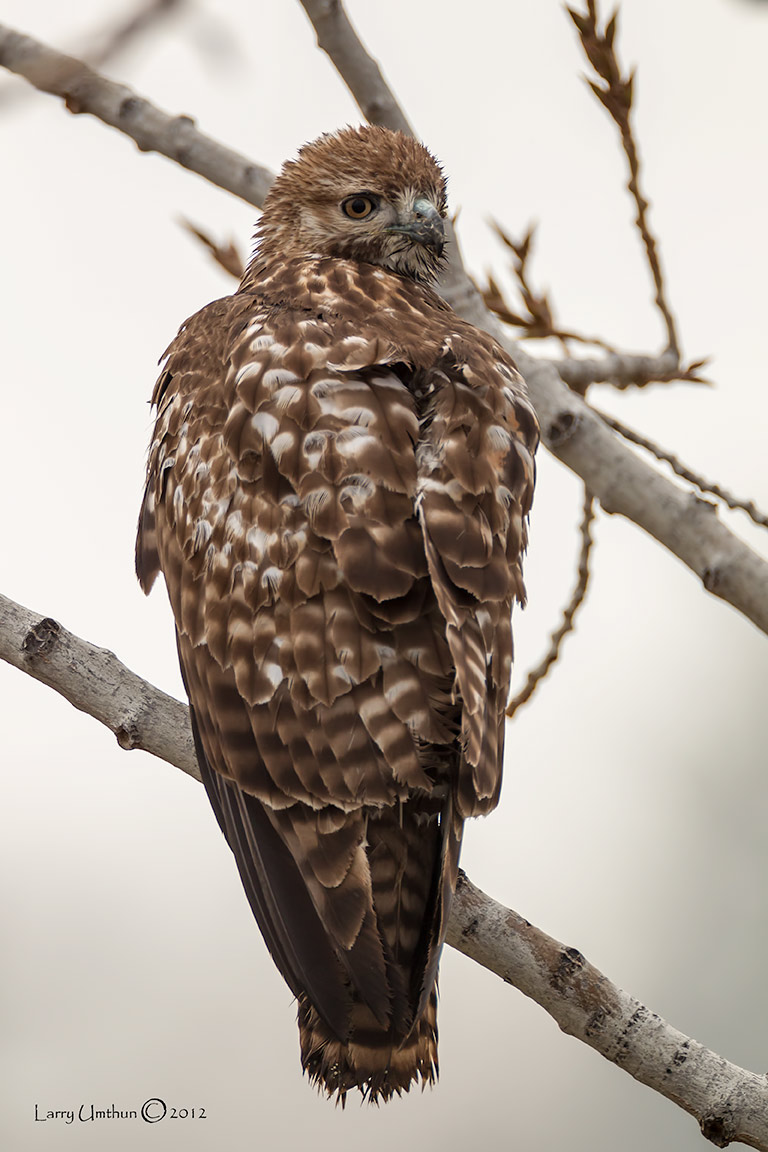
0;0;187;107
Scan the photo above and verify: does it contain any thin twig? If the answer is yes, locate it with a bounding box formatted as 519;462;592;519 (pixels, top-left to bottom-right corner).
84;0;185;69
485;223;709;390
2;586;768;1148
568;1;680;358
180;218;246;279
507;489;596;718
596;409;768;530
484;221;619;355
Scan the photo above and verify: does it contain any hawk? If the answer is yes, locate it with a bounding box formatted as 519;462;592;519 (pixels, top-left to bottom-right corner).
137;125;537;1102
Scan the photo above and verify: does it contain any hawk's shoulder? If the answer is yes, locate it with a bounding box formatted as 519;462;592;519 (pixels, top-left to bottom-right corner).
136;292;255;592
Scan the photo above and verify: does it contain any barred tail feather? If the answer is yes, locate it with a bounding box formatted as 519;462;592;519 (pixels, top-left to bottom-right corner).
299;990;438;1105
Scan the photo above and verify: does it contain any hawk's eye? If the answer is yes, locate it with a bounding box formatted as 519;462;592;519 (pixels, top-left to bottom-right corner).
341;195;377;220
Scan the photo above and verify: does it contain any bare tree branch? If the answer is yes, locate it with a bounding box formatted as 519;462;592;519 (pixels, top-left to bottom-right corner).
0;25;272;207
482;221;709;388
0;592;199;781
0;21;766;639
568;2;680;358
297;0;413;134
507;489;596;717
555;349;710;391
2;586;767;1147
484;222;622;355
519;351;768;635
0;0;187;108
595;409;768;530
83;0;186;70
180;217;247;279
448;874;768;1151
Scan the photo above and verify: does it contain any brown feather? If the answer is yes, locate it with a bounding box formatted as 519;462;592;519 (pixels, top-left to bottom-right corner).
137;125;537;1103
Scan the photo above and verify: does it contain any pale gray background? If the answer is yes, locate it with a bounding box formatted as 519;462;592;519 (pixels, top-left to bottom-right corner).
2;1;767;1149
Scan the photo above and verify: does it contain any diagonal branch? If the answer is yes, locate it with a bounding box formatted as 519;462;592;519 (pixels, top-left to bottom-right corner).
515;350;768;635
0;25;272;207
2;587;767;1148
298;0;412;134
0;592;199;779
0;0;187;108
595;409;768;531
448;874;768;1151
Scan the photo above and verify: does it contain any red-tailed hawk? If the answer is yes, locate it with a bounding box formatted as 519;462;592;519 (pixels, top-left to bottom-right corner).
137;125;537;1102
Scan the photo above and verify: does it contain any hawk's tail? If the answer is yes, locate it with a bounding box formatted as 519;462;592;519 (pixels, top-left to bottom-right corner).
298;989;438;1105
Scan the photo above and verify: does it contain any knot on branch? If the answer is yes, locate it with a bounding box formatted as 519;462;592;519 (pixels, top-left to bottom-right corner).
171;113;198;164
64;88;86;115
552;945;586;990
702;565;724;594
115;721;140;751
700;1110;735;1149
22;616;61;658
547;409;581;447
118;94;142;119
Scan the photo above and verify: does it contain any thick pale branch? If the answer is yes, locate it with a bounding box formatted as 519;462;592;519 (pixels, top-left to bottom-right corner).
0;0;185;108
516;351;768;635
0;592;199;780
448;874;768;1150
2;589;767;1148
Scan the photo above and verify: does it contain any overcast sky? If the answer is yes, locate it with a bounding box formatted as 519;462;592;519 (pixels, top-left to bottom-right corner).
2;1;768;1149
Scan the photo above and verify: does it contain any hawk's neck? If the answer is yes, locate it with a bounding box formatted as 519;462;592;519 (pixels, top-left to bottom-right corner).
239;255;448;319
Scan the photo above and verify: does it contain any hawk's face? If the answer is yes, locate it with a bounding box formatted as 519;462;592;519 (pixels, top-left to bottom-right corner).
295;184;445;281
253;125;448;283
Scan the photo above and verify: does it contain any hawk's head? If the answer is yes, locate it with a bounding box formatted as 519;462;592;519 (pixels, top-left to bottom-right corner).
254;125;448;282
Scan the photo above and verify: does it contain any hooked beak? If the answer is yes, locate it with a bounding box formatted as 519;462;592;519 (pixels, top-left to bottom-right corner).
385;198;445;258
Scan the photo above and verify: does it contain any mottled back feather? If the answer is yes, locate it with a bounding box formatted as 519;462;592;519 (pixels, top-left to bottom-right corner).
137;125;537;1102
